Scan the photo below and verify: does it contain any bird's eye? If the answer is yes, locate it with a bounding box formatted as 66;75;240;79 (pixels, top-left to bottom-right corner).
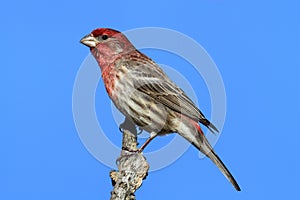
102;35;108;40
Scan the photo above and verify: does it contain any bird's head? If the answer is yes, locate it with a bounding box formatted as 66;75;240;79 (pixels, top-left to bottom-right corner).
80;28;135;56
80;28;136;68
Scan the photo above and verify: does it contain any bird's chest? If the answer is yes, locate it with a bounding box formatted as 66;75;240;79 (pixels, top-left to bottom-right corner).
102;65;134;102
101;66;117;97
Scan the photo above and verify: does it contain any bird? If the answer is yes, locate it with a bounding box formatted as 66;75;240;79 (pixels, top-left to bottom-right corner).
80;28;241;191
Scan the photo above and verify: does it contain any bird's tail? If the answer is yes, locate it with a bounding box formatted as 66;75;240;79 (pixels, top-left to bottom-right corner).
206;149;241;191
194;124;241;191
177;117;241;191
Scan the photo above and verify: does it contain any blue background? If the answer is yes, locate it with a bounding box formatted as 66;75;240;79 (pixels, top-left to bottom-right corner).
1;0;299;199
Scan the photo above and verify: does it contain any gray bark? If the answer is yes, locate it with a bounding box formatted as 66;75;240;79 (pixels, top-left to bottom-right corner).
110;118;149;200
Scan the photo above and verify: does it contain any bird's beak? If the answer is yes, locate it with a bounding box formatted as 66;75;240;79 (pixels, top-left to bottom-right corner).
80;34;99;48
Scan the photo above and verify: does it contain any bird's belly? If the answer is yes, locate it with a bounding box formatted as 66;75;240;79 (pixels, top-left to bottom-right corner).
112;79;174;134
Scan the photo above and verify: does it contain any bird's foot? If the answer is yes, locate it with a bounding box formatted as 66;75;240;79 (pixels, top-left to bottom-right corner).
121;146;139;152
115;147;141;165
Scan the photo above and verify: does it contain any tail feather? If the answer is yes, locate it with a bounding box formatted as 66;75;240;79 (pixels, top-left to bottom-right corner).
177;117;240;191
195;123;241;191
207;149;241;191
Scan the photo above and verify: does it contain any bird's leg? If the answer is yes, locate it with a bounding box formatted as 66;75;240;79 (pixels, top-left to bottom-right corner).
138;132;157;152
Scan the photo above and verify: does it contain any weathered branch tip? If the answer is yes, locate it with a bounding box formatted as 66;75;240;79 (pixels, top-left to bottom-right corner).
110;118;149;200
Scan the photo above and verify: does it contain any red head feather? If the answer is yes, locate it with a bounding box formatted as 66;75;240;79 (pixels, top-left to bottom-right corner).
91;28;121;37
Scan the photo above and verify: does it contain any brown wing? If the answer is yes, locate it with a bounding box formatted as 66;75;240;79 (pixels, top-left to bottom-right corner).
124;55;219;133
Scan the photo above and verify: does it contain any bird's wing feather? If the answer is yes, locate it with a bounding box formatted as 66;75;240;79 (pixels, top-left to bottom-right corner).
135;76;201;120
125;55;219;133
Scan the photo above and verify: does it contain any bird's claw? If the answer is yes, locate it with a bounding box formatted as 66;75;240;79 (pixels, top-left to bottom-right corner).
115;147;142;165
121;146;140;153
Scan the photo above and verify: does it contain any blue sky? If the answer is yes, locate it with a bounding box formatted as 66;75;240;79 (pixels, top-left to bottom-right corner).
1;1;299;199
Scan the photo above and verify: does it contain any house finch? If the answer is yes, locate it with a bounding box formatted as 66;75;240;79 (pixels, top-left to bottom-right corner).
80;28;241;191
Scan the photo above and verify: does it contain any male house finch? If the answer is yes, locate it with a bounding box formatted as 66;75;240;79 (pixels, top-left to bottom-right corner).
80;28;241;191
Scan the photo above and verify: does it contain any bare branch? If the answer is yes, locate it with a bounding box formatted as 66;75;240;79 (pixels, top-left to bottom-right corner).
110;118;149;200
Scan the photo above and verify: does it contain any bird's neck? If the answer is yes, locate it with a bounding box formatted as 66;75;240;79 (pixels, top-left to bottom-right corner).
91;46;136;72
